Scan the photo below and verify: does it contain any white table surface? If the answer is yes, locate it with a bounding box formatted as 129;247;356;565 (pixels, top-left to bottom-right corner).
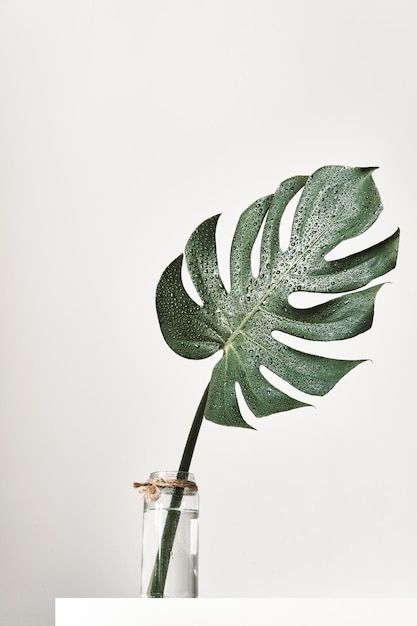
56;598;417;626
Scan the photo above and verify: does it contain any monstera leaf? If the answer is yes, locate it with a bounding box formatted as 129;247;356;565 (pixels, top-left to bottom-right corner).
156;166;399;428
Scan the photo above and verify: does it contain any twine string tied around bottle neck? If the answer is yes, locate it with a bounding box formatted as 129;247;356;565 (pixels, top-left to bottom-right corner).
133;478;198;502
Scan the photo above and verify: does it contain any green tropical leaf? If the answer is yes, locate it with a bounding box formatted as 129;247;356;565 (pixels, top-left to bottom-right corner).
156;166;400;428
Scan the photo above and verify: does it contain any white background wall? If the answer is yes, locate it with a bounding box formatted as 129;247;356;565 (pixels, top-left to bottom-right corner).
1;1;416;624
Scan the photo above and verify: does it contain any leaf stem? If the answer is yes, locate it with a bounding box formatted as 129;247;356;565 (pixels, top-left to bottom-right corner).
179;383;210;472
146;383;210;597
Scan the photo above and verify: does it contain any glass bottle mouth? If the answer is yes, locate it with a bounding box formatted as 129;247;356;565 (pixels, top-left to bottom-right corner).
149;470;195;482
147;471;198;495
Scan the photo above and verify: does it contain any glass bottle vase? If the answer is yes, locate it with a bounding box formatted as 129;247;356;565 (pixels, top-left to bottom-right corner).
140;471;199;598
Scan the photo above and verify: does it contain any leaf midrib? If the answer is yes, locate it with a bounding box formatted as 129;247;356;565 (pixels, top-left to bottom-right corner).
223;222;334;353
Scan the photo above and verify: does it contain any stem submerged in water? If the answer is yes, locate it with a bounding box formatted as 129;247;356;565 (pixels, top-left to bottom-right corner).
146;383;210;598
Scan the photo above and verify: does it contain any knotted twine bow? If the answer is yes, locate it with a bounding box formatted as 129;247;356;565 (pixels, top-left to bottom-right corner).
133;478;198;502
